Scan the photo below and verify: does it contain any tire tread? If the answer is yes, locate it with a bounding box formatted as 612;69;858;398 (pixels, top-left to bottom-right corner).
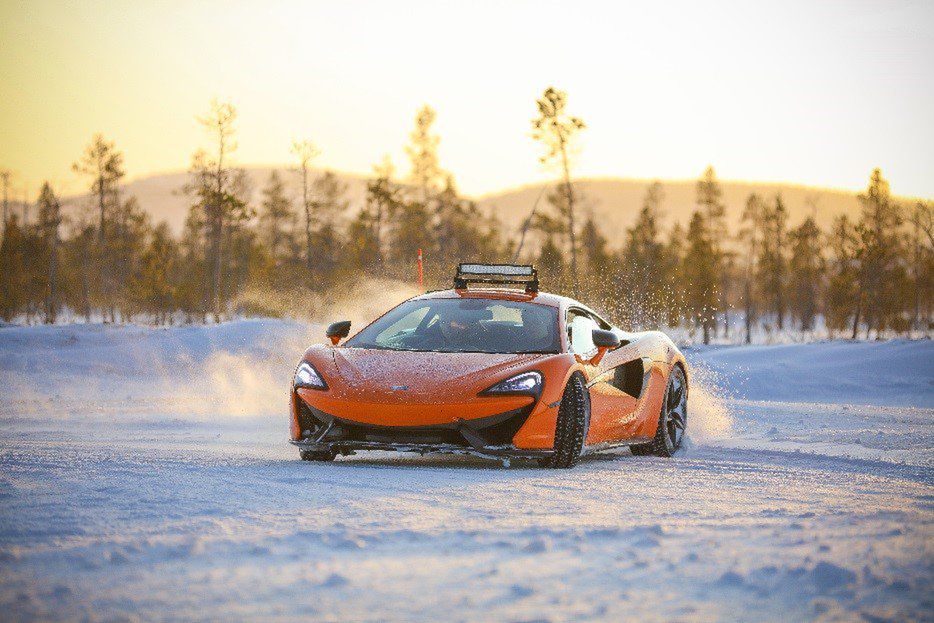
544;375;588;468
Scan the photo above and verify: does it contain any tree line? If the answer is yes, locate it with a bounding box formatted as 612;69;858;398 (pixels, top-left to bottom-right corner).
0;88;931;342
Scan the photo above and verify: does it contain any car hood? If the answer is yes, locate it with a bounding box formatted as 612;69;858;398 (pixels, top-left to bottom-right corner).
330;348;543;398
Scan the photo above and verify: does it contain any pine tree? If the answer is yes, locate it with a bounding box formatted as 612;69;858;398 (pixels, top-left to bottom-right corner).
0;214;25;321
176;211;207;322
312;171;349;227
758;195;789;331
625;181;667;325
64;218;96;322
386;199;434;277
344;208;382;276
19;198;45;323
579;214;616;316
695;166;726;334
432;176;503;285
530;191;572;293
131;222;179;324
406;106;444;203
72;134;125;320
110;196;152;320
185;99;249;320
1;170;11;230
537;234;565;282
908;201;933;332
36;183;62;323
682;211;719;344
851;169;903;337
825;215;858;336
531;87;585;297
661;222;686;327
738;193;764;343
788;216;823;331
307;171;349;285
72;135;125;248
258;171;294;265
363;156;402;268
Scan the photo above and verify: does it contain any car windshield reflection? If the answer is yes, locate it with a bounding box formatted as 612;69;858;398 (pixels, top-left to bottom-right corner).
345;299;560;354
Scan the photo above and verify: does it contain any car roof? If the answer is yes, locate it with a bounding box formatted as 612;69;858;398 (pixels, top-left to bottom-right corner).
411;288;608;323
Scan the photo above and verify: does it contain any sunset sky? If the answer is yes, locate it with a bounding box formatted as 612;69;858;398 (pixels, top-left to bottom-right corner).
1;0;932;199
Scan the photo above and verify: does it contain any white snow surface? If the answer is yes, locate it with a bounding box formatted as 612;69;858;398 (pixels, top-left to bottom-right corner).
0;321;932;622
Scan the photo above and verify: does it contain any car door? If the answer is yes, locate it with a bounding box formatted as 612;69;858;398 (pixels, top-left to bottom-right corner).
566;309;638;444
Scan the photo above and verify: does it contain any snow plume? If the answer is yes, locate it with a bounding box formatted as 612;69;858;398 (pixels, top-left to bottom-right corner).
682;359;734;444
0;279;420;422
186;276;418;417
232;277;421;328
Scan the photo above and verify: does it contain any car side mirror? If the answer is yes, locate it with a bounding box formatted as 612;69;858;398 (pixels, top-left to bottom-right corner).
590;329;626;365
326;320;351;345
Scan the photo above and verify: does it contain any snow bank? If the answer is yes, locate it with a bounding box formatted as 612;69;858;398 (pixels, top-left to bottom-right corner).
689;339;934;408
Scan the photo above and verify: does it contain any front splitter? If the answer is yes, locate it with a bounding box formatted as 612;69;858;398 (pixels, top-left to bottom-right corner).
289;439;554;462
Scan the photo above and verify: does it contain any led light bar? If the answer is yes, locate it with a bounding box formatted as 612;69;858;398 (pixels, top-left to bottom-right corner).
459;263;534;277
454;263;539;293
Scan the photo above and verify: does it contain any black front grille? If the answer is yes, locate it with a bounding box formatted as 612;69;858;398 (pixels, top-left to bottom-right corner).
298;401;534;448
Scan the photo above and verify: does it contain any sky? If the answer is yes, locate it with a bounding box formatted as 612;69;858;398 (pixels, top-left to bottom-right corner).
1;0;932;199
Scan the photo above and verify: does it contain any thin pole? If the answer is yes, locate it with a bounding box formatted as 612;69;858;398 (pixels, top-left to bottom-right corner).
417;248;424;291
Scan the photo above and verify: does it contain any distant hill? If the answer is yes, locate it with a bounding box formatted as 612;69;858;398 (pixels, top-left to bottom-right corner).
55;167;921;245
475;178;885;240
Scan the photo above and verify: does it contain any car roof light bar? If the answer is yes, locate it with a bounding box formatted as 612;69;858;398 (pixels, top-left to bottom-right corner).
454;263;539;294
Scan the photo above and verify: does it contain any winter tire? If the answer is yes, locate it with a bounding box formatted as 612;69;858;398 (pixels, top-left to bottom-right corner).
541;374;589;468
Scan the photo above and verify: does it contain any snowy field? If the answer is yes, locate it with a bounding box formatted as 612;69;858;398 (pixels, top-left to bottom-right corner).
1;320;932;622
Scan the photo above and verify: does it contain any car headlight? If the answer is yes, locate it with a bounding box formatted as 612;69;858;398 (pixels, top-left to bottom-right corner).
480;371;543;399
294;361;327;390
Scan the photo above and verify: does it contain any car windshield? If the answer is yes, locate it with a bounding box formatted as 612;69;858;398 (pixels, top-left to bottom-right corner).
345;298;561;354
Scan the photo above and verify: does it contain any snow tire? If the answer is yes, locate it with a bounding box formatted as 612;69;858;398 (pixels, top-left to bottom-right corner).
541;374;589;469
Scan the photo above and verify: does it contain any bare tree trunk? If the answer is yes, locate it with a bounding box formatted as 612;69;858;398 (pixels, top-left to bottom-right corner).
82;253;91;323
0;171;9;230
559;143;578;297
302;166;316;280
211;212;223;321
45;231;58;324
744;281;753;344
913;216;921;332
374;201;384;266
851;290;861;339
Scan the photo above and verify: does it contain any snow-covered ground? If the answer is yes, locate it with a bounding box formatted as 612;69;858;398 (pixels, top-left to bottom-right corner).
1;321;931;622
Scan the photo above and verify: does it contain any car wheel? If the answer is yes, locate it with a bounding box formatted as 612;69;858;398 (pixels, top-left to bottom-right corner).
541;374;589;468
300;449;336;462
631;365;687;457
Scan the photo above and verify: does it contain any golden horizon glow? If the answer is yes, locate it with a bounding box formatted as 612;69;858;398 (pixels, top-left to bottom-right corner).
2;0;933;201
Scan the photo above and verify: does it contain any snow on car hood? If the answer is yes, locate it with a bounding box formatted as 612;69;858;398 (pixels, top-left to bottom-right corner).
331;347;543;396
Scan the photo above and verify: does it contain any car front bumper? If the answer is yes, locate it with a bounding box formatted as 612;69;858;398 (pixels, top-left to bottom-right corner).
292;399;554;461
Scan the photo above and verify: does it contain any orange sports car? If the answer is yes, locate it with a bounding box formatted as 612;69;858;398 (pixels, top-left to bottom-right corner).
289;264;688;468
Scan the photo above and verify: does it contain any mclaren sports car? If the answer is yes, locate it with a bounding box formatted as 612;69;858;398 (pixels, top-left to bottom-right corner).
289;264;688;468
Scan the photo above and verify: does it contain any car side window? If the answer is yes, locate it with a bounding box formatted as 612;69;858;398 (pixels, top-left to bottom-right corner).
569;313;599;355
592;313;611;330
